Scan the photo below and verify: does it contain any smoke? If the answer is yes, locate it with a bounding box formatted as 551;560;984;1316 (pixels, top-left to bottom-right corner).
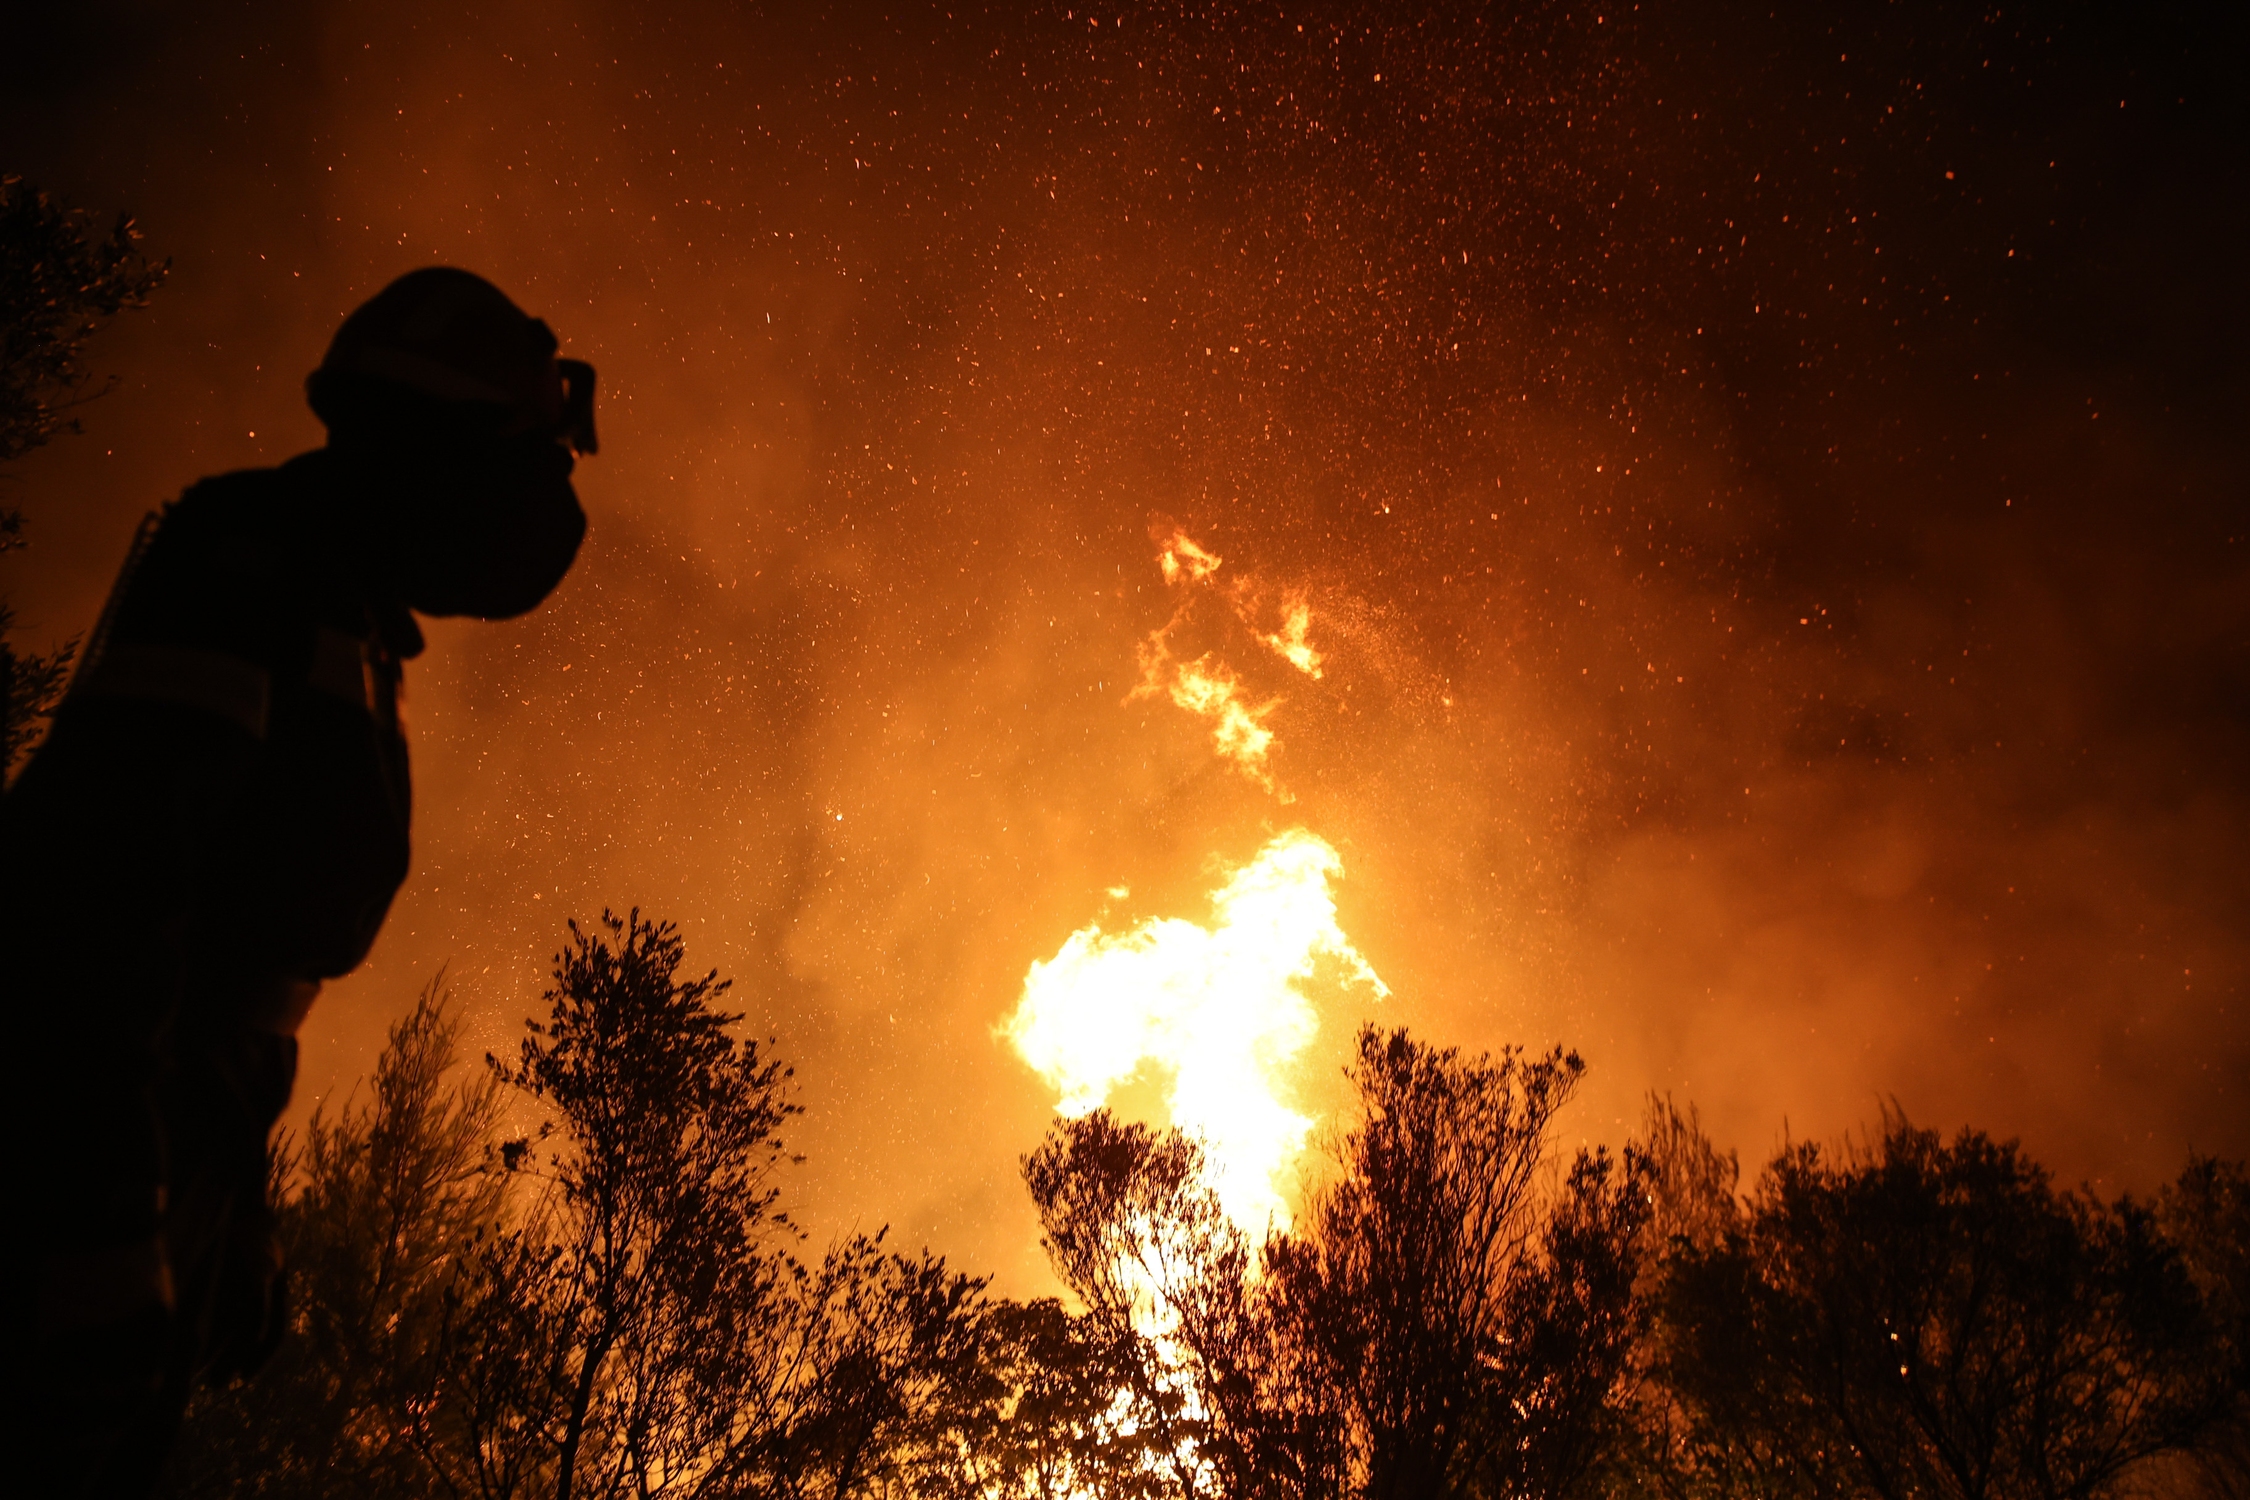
3;0;2242;1293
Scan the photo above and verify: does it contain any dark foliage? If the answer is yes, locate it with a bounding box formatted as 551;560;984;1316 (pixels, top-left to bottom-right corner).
1263;1028;1645;1500
2157;1158;2250;1500
167;915;997;1500
1270;1029;1566;1496
1651;1112;2241;1500
948;1294;1148;1500
452;907;804;1500
1023;1112;1239;1498
414;909;994;1500
163;980;507;1498
0;173;166;467
1021;1026;1651;1500
0;604;71;773
1472;1147;1652;1500
164;940;2249;1500
0;173;164;773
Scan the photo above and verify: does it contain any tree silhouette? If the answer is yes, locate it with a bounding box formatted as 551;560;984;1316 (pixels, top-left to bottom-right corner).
1265;1028;1643;1500
0;174;166;468
1653;1112;2239;1500
2156;1156;2250;1500
162;980;509;1498
1469;1147;1652;1500
929;1294;1138;1500
157;938;2250;1500
1023;1112;1235;1499
418;909;801;1499
168;916;1003;1500
0;173;166;773
1020;1027;1651;1500
415;909;988;1500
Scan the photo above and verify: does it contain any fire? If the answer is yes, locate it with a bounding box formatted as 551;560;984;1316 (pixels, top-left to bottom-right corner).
1013;529;1383;1247
1137;643;1283;795
1156;529;1222;585
1133;528;1323;799
1005;829;1389;1236
1259;598;1324;679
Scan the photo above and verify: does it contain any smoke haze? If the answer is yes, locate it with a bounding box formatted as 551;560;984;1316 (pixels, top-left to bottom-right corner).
4;0;2243;1292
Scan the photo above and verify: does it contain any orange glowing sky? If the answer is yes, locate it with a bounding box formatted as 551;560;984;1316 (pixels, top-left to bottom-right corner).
4;0;2244;1293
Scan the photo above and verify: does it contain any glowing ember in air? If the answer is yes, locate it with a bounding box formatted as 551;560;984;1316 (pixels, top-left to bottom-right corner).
1005;829;1389;1236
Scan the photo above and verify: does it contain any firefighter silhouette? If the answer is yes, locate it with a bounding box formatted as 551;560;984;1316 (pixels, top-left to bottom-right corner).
0;268;594;1495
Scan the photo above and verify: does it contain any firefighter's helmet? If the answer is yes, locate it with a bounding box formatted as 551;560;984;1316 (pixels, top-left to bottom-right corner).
305;267;596;454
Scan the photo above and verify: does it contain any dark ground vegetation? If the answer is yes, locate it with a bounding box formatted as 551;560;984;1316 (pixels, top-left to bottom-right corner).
163;911;2250;1500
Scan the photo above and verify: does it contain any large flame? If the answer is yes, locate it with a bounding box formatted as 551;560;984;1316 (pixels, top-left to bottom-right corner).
1006;828;1388;1235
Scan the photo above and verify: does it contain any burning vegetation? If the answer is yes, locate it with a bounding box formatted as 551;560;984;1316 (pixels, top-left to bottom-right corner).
5;0;2245;1494
162;527;2250;1497
163;912;2248;1500
1011;530;1383;1236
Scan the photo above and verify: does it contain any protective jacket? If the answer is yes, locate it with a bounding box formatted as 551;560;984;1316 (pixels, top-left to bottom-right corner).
73;453;421;984
0;267;588;1497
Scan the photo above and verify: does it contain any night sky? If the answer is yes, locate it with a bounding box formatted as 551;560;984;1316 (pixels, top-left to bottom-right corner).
4;0;2243;1294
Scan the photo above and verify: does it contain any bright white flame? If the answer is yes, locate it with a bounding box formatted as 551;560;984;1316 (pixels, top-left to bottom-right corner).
1006;829;1388;1235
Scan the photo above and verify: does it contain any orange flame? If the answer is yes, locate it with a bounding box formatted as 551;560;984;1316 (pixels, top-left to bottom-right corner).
1134;529;1325;800
1006;829;1388;1236
1156;529;1223;585
1135;639;1285;796
1258;598;1323;679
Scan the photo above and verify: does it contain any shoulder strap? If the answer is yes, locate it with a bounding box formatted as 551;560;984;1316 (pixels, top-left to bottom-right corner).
65;504;274;739
68;507;164;693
